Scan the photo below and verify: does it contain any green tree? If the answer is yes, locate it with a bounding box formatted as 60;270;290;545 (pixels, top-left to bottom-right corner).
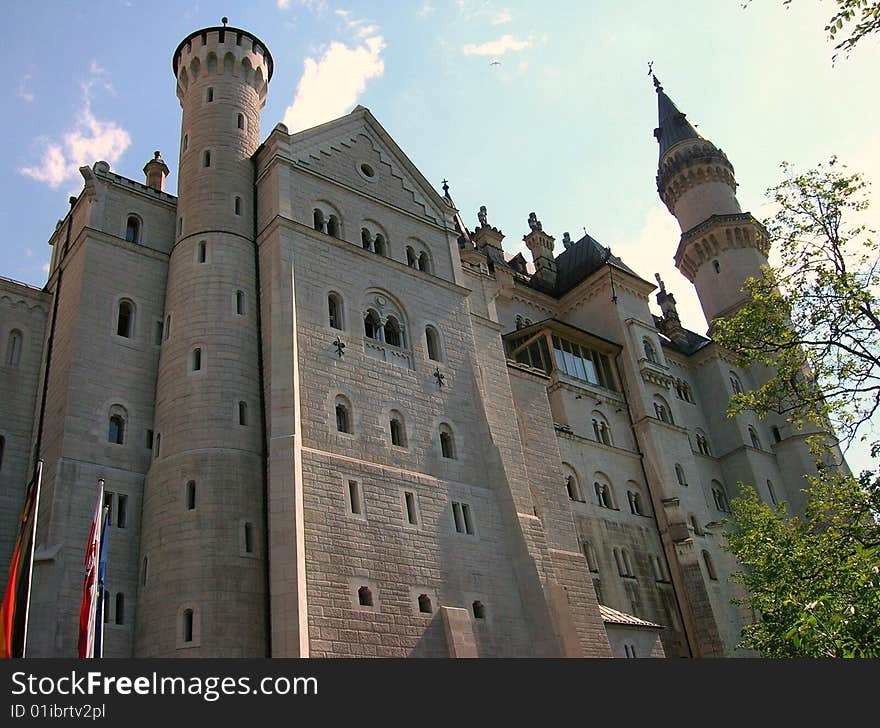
748;1;880;60
713;157;879;454
723;473;880;657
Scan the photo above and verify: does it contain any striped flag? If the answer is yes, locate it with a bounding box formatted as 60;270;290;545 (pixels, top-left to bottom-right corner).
0;462;43;658
77;482;105;658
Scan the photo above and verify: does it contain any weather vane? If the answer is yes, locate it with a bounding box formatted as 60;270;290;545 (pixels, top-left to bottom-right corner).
647;60;654;76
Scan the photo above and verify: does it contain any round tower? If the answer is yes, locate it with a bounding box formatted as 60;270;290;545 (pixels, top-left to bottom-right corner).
135;21;272;657
653;75;769;324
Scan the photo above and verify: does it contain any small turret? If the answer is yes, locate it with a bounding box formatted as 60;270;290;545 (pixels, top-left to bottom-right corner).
523;212;556;287
143;151;170;191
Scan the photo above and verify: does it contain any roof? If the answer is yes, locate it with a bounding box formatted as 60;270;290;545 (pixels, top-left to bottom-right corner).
553;231;638;295
652;76;701;158
654;315;712;356
599;604;662;630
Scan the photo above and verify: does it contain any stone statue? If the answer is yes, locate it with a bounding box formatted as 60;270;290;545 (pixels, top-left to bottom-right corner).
477;205;488;228
562;231;572;249
654;273;680;321
528;212;542;232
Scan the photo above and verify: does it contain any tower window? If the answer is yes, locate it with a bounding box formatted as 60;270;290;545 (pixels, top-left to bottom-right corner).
389;411;406;447
418;252;430;273
183;134;188;151
363;309;381;340
238;401;248;426
0;436;5;471
115;593;125;625
142;557;148;587
164;315;171;341
335;395;352;434
594;481;614;509
236;290;245;316
452;501;474;535
237;112;245;130
206;86;214;102
373;234;387;257
628;490;644;516
177;217;183;236
182;609;194;643
197;240;206;263
675;463;688;486
6;329;23;367
384;316;403;348
712;259;720;274
116;301;134;338
643;338;658;363
186;480;196;510
403;489;420;527
702;549;718;580
358;586;373;607
767;479;778;505
108;412;126;445
712;482;731;513
234;196;242;216
772;426;782;443
347;479;364;516
439;424;456;459
117;494;127;528
125;215;141;243
472;601;485;619
749;427;762;450
244;522;254;553
425;326;442;361
191;348;202;371
313;208;325;232
327;215;340;238
328;293;343;330
581;540;599;572
203;150;211;167
417;594;433;614
406;246;417;268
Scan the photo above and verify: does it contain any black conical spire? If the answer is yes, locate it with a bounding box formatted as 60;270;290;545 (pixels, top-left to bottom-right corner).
652;75;701;157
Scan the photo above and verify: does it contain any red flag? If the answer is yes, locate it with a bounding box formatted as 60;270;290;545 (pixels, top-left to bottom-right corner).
0;466;41;658
77;487;104;658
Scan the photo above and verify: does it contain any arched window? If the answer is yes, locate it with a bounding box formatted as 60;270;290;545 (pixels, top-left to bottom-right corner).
772;426;782;443
389;410;406;447
373;234;387;257
675;463;688;487
335;396;352;434
711;480;730;513
472;601;485;619
108;407;126;445
115;592;125;625
6;329;23;367
203;150;211;167
690;514;704;536
425;326;442;361
695;430;711;456
361;228;372;251
653;396;673;425
328;293;344;330
767;479;778;505
594;480;615;509
384;316;403;347
238;401;248;426
406;246;417;268
206;86;214;103
234;196;242;216
116;301;134;338
591;412;612;446
418;251;430;273
565;475;579;501
581;541;599;572
358;586;373;607
702;549;718;580
712;259;721;274
515;315;524;330
327;215;340;238
236;290;245;316
417;594;433;614
237;112;245;130
313;208;325;232
186;480;196;510
363;309;381;340
191;347;202;371
439;423;456;459
628;490;644;516
643;338;658;363
748;426;762;450
182;609;194;643
125;215;141;243
729;372;743;395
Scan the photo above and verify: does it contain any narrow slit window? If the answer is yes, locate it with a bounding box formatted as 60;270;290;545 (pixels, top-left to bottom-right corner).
186;480;196;510
191;348;202;371
183;609;194;643
244;522;254;553
404;491;419;526
238;401;248;426
115;593;125;625
348;480;363;516
234;196;242;216
236;290;245;316
117;494;127;528
197;240;206;263
116;301;134;338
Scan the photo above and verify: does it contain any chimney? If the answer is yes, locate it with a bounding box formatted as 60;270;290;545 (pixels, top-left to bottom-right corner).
143;151;170;191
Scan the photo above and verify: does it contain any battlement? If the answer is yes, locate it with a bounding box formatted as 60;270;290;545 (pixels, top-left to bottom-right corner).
173;22;272;106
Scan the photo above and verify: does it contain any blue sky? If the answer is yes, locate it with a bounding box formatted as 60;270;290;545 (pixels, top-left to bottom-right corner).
3;0;878;471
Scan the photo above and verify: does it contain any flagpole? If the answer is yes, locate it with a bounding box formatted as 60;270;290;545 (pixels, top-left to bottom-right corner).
20;460;43;659
96;504;109;658
93;479;105;659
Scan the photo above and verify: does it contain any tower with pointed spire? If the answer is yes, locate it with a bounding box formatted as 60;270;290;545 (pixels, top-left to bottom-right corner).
653;75;769;325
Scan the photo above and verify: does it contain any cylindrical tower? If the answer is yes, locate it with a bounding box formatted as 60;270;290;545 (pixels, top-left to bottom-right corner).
135;21;272;657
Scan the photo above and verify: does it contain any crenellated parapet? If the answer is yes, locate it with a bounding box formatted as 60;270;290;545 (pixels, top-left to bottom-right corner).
173;23;272;107
657;139;736;215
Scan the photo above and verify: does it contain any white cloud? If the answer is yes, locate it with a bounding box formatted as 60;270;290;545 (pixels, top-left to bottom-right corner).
462;34;533;56
277;0;290;7
614;205;709;333
492;9;512;25
19;66;131;189
283;21;386;132
279;0;326;10
417;2;435;18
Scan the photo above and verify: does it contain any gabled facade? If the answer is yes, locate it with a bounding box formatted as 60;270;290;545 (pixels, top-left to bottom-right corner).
0;22;839;658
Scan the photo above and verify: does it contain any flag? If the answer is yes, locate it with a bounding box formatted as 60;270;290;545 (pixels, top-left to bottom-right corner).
77;484;104;658
93;506;110;658
0;462;42;658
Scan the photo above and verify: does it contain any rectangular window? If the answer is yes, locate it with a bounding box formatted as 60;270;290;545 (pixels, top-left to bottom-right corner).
244;522;253;553
452;501;474;535
403;490;419;527
117;494;128;528
146;429;154;449
103;492;114;526
154;321;163;346
347;479;364;517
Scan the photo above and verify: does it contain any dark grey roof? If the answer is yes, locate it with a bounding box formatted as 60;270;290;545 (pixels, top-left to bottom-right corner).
553;231;637;295
653;77;701;157
653;314;712;356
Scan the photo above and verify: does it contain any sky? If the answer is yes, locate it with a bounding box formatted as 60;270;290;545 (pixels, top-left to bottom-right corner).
2;0;878;472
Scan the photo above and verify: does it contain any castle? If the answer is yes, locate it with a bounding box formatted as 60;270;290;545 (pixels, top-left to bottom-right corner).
0;21;829;658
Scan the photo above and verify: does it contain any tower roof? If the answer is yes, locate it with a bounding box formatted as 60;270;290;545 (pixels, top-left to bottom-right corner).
652;75;701;157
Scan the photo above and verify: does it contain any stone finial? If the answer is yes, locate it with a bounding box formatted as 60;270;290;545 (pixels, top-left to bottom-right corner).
527;212;542;232
562;231;572;249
